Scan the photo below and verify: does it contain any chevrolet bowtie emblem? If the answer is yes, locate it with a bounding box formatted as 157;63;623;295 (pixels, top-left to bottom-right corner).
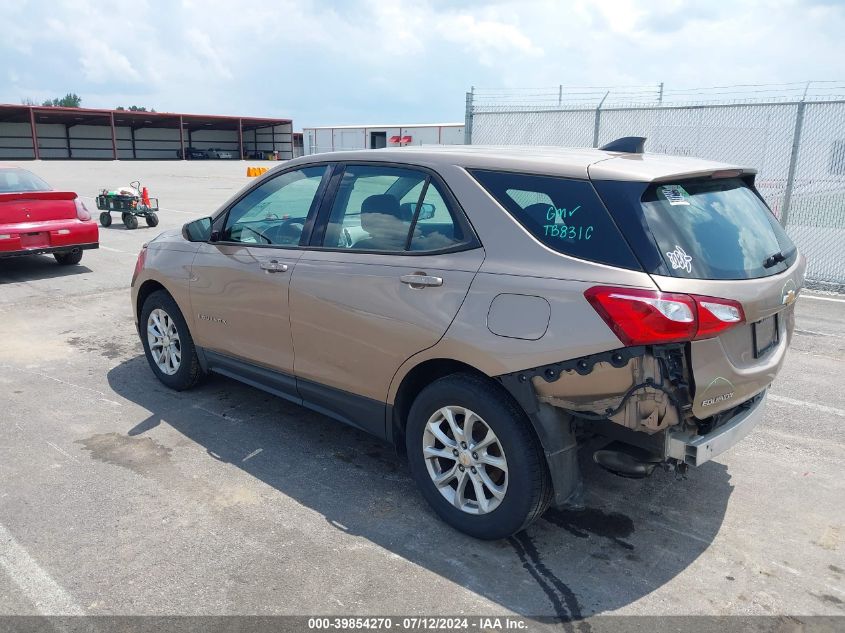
782;289;796;305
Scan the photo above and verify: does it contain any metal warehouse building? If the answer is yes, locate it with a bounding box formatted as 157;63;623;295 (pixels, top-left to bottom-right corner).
0;104;293;160
303;123;464;155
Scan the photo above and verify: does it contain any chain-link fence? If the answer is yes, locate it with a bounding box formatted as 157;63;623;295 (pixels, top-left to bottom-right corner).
467;82;845;292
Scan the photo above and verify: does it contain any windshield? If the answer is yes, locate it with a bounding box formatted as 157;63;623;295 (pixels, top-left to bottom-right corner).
0;168;51;193
640;178;797;280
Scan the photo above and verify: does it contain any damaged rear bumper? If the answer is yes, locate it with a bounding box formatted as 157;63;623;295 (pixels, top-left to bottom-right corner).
497;347;768;501
666;391;767;466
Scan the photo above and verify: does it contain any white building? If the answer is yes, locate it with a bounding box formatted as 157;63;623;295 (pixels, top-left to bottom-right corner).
303;123;465;155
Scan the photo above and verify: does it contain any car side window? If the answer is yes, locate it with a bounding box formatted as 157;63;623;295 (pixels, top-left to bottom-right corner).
324;165;427;252
408;181;466;251
469;169;641;269
322;165;472;253
222;166;327;246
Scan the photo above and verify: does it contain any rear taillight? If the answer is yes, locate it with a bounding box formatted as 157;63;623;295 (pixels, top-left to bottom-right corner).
74;197;91;221
695;296;744;339
585;286;745;346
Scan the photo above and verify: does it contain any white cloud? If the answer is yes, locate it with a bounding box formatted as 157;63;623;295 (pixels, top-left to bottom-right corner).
78;40;142;83
437;14;542;66
185;28;233;81
0;0;843;126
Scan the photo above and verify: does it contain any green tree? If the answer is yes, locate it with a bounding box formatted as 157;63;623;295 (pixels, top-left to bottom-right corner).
41;93;82;108
116;105;157;112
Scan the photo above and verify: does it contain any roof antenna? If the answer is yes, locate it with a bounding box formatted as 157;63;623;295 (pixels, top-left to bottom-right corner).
600;137;646;153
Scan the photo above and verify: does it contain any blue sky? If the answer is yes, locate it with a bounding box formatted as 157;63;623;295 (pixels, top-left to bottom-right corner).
2;0;844;129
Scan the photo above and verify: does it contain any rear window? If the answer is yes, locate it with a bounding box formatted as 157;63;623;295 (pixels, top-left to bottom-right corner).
0;168;50;193
641;178;797;280
469;169;641;270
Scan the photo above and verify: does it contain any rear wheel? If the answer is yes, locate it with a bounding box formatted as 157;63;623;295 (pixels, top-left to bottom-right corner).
54;250;83;265
99;212;112;227
139;290;203;390
406;373;552;539
145;213;159;227
122;213;139;230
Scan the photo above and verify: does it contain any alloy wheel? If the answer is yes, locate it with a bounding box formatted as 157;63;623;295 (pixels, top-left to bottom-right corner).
147;308;182;375
422;405;508;515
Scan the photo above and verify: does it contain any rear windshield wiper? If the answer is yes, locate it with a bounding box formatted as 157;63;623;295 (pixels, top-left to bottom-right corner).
763;251;787;268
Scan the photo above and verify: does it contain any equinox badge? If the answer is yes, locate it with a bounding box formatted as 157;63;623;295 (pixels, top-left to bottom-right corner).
702;392;734;407
198;314;228;325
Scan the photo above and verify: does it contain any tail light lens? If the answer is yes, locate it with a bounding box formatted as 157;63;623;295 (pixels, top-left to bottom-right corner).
585;286;745;346
74;197;91;221
695;297;744;338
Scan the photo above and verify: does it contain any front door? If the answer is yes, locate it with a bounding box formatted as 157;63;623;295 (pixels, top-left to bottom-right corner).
289;163;484;435
190;165;330;382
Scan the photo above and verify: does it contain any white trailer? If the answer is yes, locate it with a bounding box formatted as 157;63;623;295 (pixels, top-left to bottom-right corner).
302;123;464;155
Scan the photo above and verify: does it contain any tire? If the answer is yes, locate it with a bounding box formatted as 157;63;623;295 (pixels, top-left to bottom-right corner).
145;213;159;227
406;373;552;540
122;213;139;230
139;290;204;391
99;212;112;227
54;250;83;265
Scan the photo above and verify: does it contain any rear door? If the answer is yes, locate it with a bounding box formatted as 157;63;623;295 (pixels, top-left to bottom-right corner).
595;176;806;418
289;163;484;435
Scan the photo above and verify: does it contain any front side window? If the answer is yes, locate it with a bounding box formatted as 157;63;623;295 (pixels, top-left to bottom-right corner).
469;169;641;269
222;166;327;246
323;165;468;253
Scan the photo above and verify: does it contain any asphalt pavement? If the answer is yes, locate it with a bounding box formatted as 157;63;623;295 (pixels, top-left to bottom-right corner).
0;160;843;622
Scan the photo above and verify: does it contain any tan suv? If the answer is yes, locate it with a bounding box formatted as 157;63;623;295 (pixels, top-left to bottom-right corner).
131;140;805;539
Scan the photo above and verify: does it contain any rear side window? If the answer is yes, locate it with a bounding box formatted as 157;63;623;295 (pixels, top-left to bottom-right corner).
323;165;426;251
469;170;641;269
409;181;466;251
322;164;473;253
640;178;797;280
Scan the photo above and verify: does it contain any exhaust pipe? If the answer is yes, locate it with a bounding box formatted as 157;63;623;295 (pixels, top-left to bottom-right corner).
593;442;663;479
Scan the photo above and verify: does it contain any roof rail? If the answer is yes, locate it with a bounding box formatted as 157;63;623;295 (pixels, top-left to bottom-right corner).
599;136;646;153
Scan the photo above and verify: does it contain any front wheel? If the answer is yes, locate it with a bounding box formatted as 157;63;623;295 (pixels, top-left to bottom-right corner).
99;212;112;227
139;290;204;390
145;213;159;227
406;373;552;540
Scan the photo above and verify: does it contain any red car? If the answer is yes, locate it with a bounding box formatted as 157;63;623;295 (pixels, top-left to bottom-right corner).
0;166;98;265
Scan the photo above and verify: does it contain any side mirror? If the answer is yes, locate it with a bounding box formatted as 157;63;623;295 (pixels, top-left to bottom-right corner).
415;202;436;221
182;217;213;242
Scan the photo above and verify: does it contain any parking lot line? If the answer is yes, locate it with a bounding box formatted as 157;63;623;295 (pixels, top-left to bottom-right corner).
768;393;845;417
794;328;845;339
801;294;845;303
0;523;84;615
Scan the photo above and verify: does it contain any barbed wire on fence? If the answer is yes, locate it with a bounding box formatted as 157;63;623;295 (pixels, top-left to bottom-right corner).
469;80;845;111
